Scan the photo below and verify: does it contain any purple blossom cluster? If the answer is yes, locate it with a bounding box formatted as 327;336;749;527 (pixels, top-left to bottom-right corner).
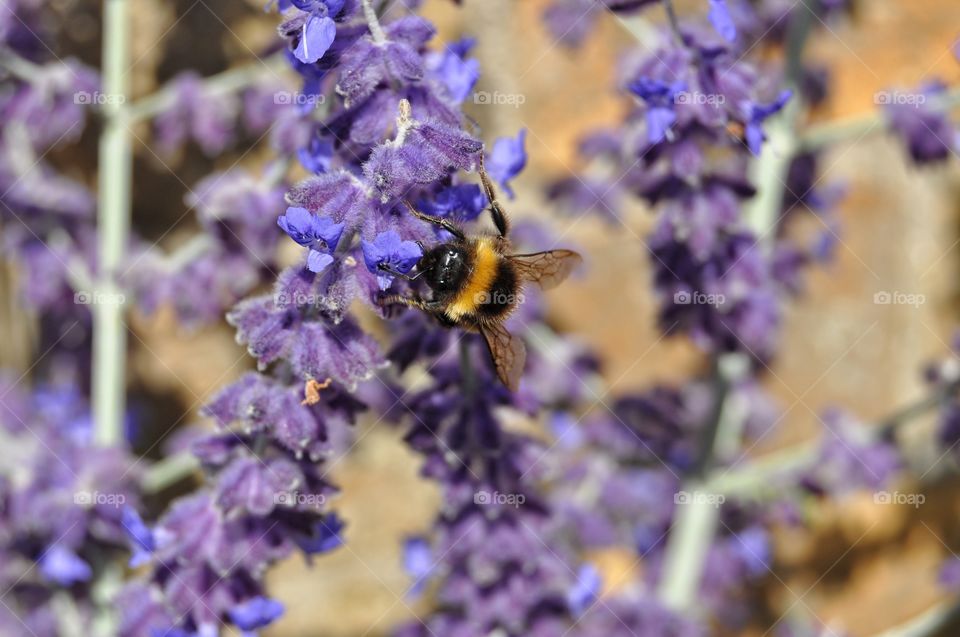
4;0;960;635
0;376;141;637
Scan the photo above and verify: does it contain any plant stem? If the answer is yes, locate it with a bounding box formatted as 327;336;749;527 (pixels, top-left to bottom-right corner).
361;0;387;45
125;53;287;123
656;2;815;612
92;0;131;447
711;378;960;497
0;46;43;80
660;0;684;45
799;86;960;152
141;452;200;494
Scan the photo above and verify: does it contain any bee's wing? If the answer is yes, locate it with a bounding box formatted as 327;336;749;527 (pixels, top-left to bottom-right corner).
509;250;582;291
479;322;526;391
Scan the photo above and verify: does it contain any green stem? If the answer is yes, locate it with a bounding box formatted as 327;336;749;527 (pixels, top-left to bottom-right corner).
711;377;960;497
799;86;960;152
125;53;287;123
92;0;131;447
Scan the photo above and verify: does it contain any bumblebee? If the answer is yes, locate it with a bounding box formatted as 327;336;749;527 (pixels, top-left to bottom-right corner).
379;157;582;390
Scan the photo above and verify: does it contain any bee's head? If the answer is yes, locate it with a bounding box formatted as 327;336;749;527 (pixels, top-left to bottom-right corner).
418;243;469;294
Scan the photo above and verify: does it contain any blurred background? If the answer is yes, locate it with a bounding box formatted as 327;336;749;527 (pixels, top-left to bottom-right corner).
4;0;960;635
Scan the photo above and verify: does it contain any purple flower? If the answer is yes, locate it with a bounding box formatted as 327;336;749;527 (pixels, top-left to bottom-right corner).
628;77;688;144
426;37;481;103
277;207;345;273
567;563;601;616
707;0;737;42
403;537;434;595
154;72;239;156
294;513;345;554
122;507;157;568
364;113;483;201
485;129;528;198
39;545;92;586
294;14;337;63
361;230;423;290
886;82;957;164
419;184;487;222
745;90;793;155
298;133;335;174
228;596;285;631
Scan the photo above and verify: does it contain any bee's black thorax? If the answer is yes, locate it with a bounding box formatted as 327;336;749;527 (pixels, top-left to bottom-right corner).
417;242;471;298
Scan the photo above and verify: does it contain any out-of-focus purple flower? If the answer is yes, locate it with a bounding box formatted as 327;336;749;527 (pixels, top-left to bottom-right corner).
154;72;239;156
802;410;902;496
361;230;423;289
293;513;346;555
485;129;527;198
567;563;601;616
744;90;792;155
298;133;335;174
542;0;659;47
629;77;688;144
708;0;737;42
228;596;285;631
939;557;960;590
425;37;481;103
39;545;92;586
403;536;434;596
122;506;157;568
3;59;100;150
885;82;957;164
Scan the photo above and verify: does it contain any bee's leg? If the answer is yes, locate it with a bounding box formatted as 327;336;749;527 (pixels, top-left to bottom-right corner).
377;294;441;313
402;201;465;240
377;263;422;281
478;153;510;239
